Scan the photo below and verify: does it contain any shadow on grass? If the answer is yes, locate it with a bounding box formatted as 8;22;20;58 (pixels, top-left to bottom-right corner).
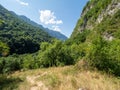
0;75;23;90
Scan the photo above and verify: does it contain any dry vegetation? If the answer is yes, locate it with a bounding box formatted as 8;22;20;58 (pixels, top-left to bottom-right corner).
2;66;118;90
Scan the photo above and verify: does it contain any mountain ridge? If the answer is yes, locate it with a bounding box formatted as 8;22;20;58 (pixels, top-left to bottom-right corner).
0;4;52;55
19;15;68;40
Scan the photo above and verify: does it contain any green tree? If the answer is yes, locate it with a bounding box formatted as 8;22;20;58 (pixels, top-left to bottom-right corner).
0;41;10;56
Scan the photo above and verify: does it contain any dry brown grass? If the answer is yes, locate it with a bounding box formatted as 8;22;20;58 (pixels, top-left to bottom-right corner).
11;66;120;90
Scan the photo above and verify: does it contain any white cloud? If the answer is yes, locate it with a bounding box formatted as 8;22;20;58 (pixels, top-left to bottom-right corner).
16;0;29;6
39;10;63;25
52;26;61;32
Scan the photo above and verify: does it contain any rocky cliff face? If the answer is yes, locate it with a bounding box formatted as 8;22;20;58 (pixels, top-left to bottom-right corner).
71;0;120;40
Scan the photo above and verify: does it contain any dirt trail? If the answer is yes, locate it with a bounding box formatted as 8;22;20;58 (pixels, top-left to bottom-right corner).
26;72;48;90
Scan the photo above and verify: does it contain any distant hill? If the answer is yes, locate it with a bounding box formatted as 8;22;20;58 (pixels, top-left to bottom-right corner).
19;15;68;40
0;4;52;55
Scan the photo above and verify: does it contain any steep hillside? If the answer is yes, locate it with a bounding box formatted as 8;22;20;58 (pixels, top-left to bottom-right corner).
69;0;120;76
19;15;67;40
0;4;52;55
71;0;120;39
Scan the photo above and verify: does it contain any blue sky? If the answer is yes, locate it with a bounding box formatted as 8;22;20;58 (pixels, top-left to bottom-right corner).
0;0;88;37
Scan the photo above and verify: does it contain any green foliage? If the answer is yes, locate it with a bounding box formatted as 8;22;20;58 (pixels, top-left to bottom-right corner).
70;43;86;61
71;0;112;38
0;75;22;90
84;0;112;20
0;56;21;73
38;39;74;67
22;54;40;69
86;35;120;76
0;39;75;74
0;20;5;29
94;9;120;36
70;0;120;77
69;30;90;45
0;53;40;73
0;41;10;56
82;6;120;76
105;40;120;76
0;5;52;54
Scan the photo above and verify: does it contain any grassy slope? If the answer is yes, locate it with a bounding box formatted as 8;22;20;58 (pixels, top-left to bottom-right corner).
1;66;119;90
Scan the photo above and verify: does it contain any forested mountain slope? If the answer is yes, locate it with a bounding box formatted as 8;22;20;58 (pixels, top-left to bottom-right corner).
19;15;67;40
0;4;52;55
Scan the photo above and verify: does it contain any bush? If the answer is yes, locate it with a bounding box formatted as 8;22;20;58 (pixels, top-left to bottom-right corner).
0;56;21;73
87;35;120;76
38;39;74;67
0;41;10;56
